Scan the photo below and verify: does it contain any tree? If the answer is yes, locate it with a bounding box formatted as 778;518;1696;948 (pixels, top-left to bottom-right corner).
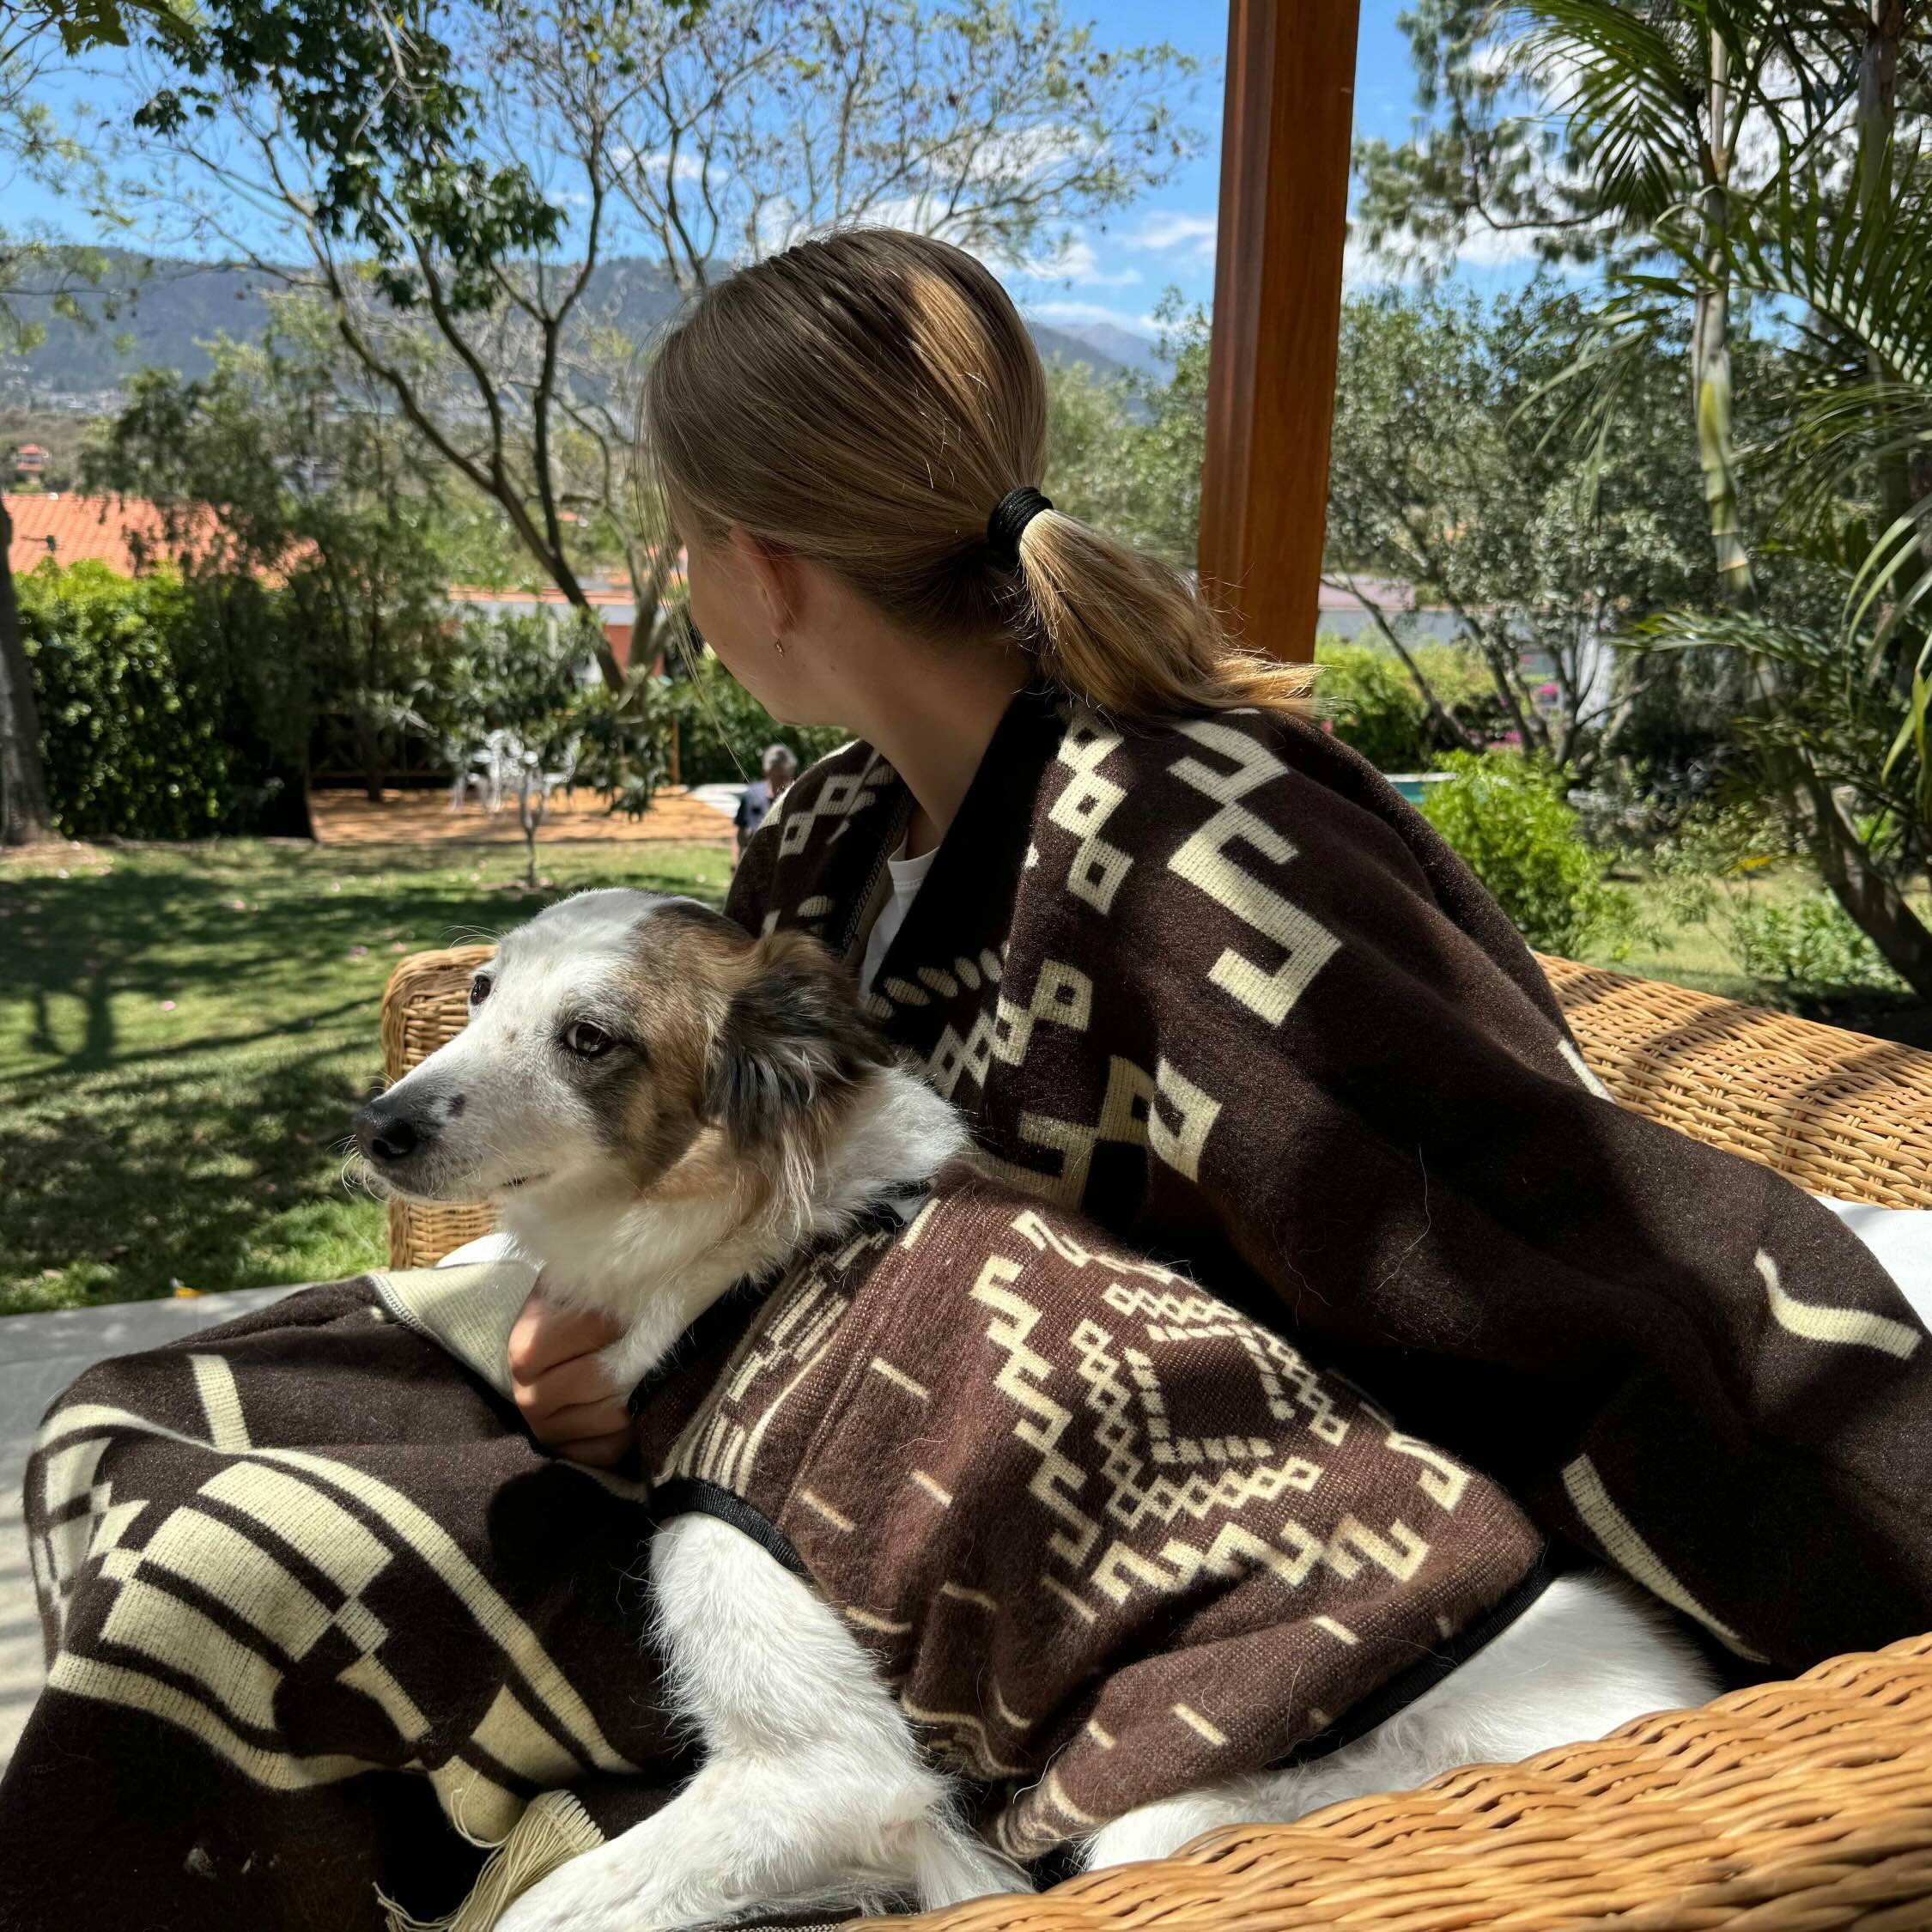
1637;86;1932;991
1321;284;1724;783
1043;294;1210;572
86;305;467;804
1363;2;1932;992
1;3;118;843
1354;1;1882;599
122;0;1202;688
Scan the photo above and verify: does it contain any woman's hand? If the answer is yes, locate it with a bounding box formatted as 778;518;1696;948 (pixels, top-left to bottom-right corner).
506;1286;634;1467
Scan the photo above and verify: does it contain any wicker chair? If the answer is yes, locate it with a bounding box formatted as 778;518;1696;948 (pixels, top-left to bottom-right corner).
381;946;1932;1932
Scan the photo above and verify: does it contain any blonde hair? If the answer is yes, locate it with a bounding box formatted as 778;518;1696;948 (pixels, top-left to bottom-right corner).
643;228;1313;722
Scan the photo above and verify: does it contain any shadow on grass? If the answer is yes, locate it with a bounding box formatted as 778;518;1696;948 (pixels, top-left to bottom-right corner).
1;1042;383;1313
3;846;725;1072
1;842;730;1310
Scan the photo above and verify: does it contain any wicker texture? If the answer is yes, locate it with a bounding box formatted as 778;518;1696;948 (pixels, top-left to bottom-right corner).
1537;955;1932;1208
375;946;1932;1929
882;1632;1932;1932
380;945;499;1272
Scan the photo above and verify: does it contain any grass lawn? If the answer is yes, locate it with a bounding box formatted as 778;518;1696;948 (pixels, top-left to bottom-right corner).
8;829;1931;1319
1581;872;1788;1005
1572;859;1932;1042
1;838;731;1317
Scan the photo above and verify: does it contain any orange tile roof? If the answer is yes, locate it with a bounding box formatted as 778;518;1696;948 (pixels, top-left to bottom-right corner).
446;581;639;608
3;494;303;581
6;494;191;577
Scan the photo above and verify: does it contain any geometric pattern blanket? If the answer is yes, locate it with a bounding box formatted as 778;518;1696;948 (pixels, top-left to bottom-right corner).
1;1270;672;1932
643;1168;1546;1862
2;1158;1544;1928
726;684;1932;1674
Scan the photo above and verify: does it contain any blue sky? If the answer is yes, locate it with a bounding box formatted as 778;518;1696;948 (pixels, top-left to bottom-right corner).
10;3;1516;338
1003;0;1429;337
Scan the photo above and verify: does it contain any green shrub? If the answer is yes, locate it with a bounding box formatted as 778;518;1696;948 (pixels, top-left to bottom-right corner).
1727;894;1905;995
672;648;848;785
1314;639;1508;771
1419;750;1646;958
18;561;235;839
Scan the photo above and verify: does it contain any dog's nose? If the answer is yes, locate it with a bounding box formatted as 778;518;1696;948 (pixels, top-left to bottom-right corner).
355;1098;434;1167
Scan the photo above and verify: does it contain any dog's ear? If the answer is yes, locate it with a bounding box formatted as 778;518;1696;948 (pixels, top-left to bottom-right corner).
703;930;890;1146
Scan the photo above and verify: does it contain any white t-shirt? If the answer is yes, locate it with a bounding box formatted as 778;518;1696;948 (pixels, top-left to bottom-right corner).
860;841;937;993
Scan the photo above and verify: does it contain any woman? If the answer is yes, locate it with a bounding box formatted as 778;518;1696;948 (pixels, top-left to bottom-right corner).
524;228;1932;1667
8;228;1932;1932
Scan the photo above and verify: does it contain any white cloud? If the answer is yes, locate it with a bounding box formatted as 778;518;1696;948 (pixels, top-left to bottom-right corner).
616;148;706;184
964;125;1086;187
1128;210;1218;261
1450;222;1549;269
1341;237;1421;291
1018;235;1140;288
1024;297;1165;332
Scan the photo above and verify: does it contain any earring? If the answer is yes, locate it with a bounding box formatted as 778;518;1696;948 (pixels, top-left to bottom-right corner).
772;634;787;656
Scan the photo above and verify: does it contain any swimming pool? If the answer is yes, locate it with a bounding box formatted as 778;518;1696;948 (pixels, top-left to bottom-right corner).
1388;773;1453;805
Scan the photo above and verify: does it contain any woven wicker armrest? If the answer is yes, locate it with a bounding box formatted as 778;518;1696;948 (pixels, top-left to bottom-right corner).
882;1631;1932;1931
380;945;500;1273
1535;954;1932;1208
377;946;1932;1928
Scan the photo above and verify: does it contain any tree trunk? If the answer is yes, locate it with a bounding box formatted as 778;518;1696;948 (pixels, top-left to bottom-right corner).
519;781;541;888
0;503;55;847
1693;30;1753;605
1858;0;1923;696
353;707;385;803
1807;778;1932;999
1346;581;1481;754
363;606;388;802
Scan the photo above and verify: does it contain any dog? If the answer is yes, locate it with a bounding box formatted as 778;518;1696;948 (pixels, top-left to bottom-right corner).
356;889;1719;1932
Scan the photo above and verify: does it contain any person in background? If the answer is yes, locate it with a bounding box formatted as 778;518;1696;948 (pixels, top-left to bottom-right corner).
732;742;796;863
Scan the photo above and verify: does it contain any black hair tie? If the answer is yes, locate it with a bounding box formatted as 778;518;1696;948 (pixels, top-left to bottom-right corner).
986;487;1053;571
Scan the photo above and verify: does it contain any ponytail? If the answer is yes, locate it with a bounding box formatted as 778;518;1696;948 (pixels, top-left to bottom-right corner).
1014;509;1314;719
644;226;1314;723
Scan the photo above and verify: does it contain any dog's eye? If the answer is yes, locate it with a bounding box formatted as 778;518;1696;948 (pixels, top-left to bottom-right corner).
562;1020;612;1060
468;975;493;1007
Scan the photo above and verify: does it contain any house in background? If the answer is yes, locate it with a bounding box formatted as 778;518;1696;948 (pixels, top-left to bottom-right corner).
10;444;48;484
445;578;653;677
5;496;680;682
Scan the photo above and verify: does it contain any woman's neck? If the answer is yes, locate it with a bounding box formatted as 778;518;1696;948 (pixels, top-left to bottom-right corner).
835;629;1031;858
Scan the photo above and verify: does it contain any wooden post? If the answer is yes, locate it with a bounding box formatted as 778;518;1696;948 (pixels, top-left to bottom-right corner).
1198;0;1361;661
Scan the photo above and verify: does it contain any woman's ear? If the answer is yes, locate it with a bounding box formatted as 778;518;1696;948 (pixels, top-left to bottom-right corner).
726;528;802;641
703;931;889;1147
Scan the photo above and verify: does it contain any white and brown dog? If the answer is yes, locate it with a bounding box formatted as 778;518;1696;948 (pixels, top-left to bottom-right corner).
356;889;1716;1932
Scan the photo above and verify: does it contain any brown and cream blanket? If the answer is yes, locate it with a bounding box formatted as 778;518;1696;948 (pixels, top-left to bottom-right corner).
641;1166;1544;1862
5;1175;1541;1929
727;688;1932;1672
3;1273;678;1932
10;681;1932;1929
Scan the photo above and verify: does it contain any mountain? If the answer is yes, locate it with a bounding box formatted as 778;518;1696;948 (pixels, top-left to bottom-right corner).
0;250;1144;402
1052;321;1168;381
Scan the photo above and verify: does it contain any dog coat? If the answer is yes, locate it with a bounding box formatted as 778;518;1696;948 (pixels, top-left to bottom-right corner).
640;1169;1546;1859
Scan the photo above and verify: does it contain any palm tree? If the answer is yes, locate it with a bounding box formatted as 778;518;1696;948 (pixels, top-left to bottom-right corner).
1652;121;1932;989
1494;0;1932;990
